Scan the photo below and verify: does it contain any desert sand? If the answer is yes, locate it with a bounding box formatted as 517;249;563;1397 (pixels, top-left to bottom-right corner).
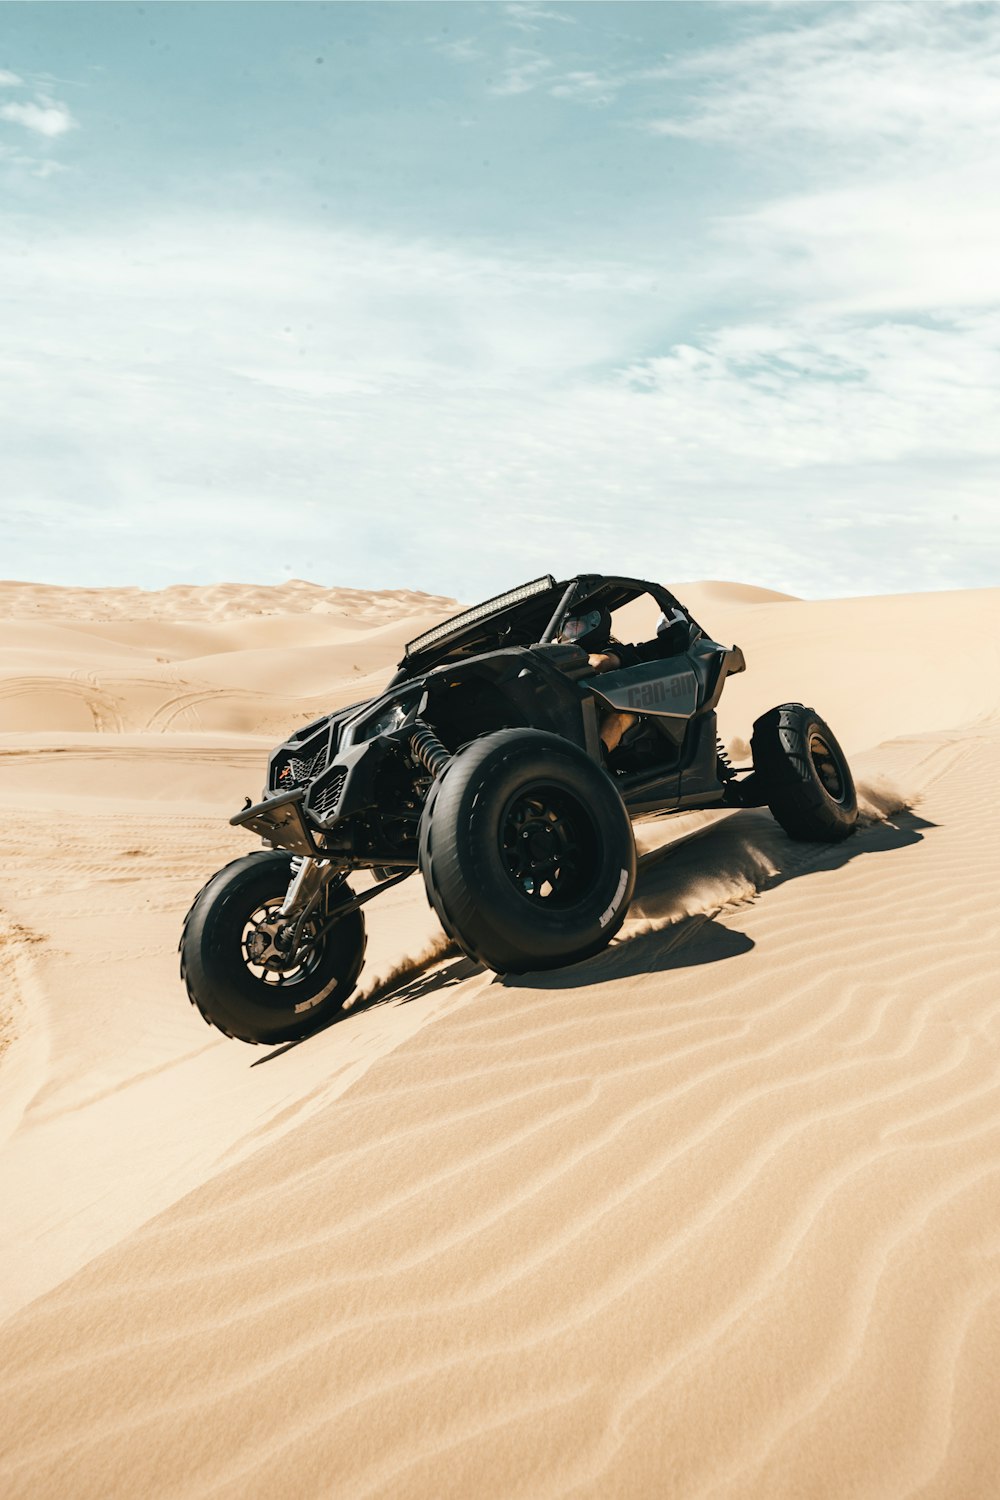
0;574;998;1498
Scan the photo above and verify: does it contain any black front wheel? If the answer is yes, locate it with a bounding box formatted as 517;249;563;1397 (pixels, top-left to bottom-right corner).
179;850;366;1044
751;703;858;843
419;729;636;974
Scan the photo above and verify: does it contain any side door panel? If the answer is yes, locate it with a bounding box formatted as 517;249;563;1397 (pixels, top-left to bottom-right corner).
585;657;700;721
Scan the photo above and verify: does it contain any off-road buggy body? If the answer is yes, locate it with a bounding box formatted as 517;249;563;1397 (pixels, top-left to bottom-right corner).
181;573;858;1043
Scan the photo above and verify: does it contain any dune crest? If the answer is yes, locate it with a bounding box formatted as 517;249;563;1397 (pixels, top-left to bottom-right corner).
678;579;802;605
0;577;998;1498
0;577;456;623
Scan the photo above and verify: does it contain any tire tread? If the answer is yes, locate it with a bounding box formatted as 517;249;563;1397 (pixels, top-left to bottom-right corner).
751;703;857;843
418;729;635;974
179;851;366;1044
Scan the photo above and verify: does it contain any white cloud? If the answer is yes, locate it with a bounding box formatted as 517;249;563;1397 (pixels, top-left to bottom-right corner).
504;4;574;35
433;9;569;83
488;47;553;97
0;95;78;137
0;216;996;598
644;1;1000;164
0;69;23;87
0;143;66;179
621;315;1000;470
485;0;579;96
435;37;482;64
487;0;1000;140
716;163;1000;319
549;71;617;106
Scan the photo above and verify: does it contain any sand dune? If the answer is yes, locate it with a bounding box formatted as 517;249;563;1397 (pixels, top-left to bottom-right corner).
0;578;453;742
0;577;454;623
0;575;998;1498
678;579;801;607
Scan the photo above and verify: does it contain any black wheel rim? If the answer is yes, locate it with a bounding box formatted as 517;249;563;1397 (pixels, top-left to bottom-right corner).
499;782;599;907
809;732;847;803
240;897;323;990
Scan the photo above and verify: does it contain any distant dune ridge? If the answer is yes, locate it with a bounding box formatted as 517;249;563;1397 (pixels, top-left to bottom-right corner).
0;576;457;622
0;575;998;1498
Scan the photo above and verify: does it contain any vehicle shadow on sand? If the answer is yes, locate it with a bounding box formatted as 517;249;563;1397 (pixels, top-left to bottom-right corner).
501;805;936;992
253;807;935;1063
351;950;479;1012
251;949;478;1064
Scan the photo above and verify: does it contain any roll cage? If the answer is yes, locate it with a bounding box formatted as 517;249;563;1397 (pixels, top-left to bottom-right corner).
395;573;701;679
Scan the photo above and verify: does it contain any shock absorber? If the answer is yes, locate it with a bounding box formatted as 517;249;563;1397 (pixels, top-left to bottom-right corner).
279;854;321;917
716;736;736;782
409;721;452;778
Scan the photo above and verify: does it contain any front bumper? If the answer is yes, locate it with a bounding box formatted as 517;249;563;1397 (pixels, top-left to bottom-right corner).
230;788;320;857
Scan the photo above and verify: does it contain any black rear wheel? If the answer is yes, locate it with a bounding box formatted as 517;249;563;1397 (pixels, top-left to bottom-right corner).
179;850;366;1044
751;703;858;842
419;729;635;974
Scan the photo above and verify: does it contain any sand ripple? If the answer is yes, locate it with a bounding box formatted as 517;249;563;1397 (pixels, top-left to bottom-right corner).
1;582;999;1497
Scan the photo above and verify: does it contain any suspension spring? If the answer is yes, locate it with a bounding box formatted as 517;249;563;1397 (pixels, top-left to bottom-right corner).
716;736;736;782
409;721;453;778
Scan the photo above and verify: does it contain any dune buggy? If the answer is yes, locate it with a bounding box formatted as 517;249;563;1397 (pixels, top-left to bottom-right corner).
181;573;857;1043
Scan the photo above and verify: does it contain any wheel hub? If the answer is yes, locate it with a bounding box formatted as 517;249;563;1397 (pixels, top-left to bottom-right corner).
809;732;846;802
246;919;294;969
241;900;321;985
500;785;596;904
527;823;558;862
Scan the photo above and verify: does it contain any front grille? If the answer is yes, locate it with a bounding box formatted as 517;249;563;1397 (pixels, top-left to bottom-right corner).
283;747;328;788
272;727;333;791
310;769;347;825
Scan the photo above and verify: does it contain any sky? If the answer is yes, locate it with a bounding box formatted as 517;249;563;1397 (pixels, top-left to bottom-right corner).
2;0;999;600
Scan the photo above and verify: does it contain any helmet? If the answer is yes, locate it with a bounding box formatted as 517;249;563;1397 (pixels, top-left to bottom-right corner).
557;606;611;651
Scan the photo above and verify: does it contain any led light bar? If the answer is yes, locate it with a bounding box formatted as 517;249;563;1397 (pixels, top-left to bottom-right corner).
405;574;557;659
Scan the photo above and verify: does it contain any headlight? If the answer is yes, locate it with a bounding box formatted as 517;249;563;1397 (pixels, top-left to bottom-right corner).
366;701;409;737
350;695;417;743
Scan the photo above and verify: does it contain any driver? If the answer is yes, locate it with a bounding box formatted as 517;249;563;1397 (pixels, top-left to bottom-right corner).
558;605;691;755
